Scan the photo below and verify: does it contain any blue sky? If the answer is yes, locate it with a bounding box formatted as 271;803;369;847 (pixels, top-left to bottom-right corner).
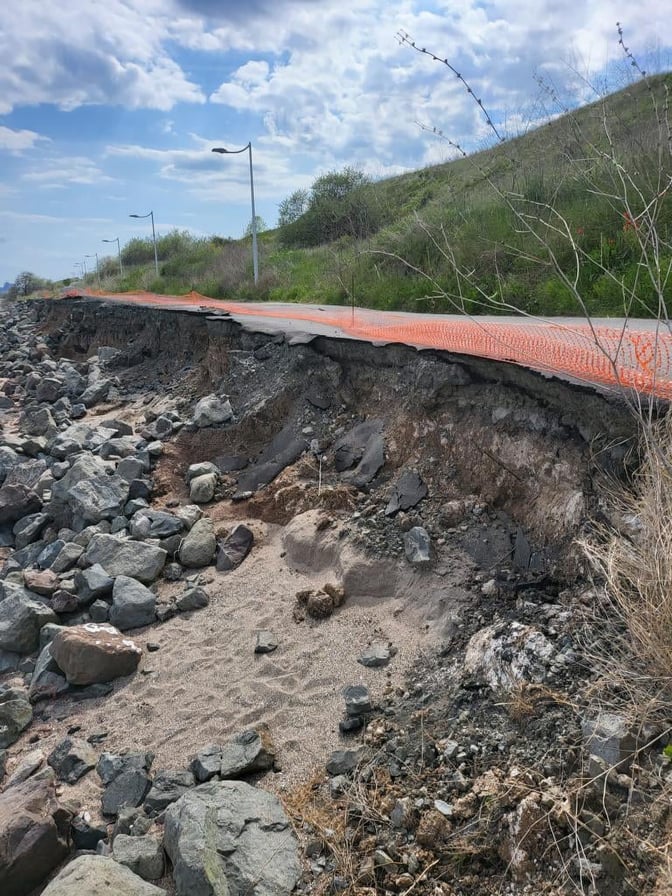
0;0;669;284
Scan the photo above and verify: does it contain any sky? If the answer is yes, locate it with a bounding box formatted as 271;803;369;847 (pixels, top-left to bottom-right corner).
0;0;670;284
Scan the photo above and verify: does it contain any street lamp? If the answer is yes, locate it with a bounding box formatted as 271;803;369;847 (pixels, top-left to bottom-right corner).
85;253;100;287
102;237;123;276
73;262;84;281
129;211;159;276
211;143;259;284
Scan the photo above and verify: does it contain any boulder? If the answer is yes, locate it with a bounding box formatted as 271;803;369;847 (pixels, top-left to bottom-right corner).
50;623;142;685
0;685;33;748
186;462;219;483
175;586;209;613
178;519;216;568
84;534;166;583
0;586;58;654
113;833;165;881
109;576;156;631
67;475;130;525
385;470;428;516
99;752;153;817
29;644;69;703
47;736;97;784
0;483;42;524
144;769;196;816
130;510;183;540
464;622;555;692
189;473;216;504
73;563;114;604
164;780;300;896
192;395;233;428
40;855;166;896
0;769;72;896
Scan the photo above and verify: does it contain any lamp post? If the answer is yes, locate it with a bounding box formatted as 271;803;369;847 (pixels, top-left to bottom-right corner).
102;237;123;276
82;258;88;278
211;143;259;284
74;262;84;281
129;211;159;276
85;253;100;287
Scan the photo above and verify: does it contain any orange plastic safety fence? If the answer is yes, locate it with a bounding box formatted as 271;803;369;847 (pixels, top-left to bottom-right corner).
57;290;672;400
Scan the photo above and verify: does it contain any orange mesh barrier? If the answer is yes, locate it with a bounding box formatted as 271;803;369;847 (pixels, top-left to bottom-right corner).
57;290;672;400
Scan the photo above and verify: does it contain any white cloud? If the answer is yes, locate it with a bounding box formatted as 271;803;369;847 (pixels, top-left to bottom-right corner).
21;157;114;188
0;126;49;153
0;0;205;113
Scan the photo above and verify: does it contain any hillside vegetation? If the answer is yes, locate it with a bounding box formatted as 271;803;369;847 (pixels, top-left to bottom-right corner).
22;72;672;317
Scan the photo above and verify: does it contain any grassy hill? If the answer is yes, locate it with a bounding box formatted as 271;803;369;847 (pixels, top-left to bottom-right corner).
70;72;672;318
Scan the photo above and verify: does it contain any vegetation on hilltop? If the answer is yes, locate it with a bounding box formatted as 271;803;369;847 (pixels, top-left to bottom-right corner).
9;71;672;318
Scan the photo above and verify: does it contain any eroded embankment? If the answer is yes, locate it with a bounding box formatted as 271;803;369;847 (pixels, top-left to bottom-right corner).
37;297;636;564
3;297;663;896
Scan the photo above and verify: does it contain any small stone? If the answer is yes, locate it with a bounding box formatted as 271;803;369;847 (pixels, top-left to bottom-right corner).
254;631;278;654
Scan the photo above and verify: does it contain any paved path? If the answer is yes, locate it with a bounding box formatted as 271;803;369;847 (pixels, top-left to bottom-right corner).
61;289;672;400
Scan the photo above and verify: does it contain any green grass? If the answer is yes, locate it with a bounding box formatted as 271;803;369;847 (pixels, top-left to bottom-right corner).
51;72;672;318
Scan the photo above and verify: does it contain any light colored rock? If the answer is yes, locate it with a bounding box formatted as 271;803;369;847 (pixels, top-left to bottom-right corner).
464;622;555;692
51;623;142;685
40;855;166;896
113;833;165;881
189;473;216;504
178;519;216;569
192;395;233;428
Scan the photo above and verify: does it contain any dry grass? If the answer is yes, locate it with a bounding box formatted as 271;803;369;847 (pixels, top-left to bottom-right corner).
582;413;672;714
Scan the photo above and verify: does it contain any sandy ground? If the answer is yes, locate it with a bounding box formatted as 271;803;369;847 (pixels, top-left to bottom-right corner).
8;510;467;807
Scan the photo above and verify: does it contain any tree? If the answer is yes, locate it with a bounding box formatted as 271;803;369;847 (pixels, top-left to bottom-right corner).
243;216;267;238
277;189;309;227
7;271;45;299
279;167;383;247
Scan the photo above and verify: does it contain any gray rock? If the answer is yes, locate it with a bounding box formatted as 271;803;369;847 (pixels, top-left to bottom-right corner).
113;833;165;881
109;576;156;631
68;475;130;525
29;644;69;703
385;470;428;516
164;780;300;896
74;563;114;604
116;457;146;483
326;749;362;776
97;750;154;785
48;736;97;784
144;769;196;816
50;542;84;573
582;712;637;772
190;744;223;783
130;510;183;540
189;473;216;504
358;643;396;668
344;684;372;717
404;526;431;564
0;483;42;524
254;631;278;654
40;855;166;896
0;769;73;896
174;505;202;530
89;600;110;622
178;519;216;569
84;534;166;583
175;587;209;613
3;748;45;788
192;395;233;428
21;405;57;438
186;462;219;484
102;768;152;817
0;686;33;748
218;729;276;779
13;513;51;550
0;586;58;654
